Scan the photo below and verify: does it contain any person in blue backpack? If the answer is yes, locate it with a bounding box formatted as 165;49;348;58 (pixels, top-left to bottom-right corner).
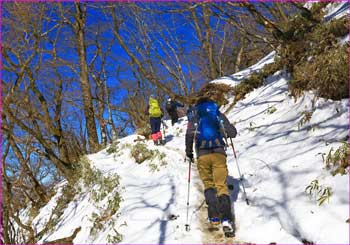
185;92;237;234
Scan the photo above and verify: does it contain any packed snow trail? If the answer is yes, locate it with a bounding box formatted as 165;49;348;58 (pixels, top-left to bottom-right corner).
88;121;209;244
89;120;249;244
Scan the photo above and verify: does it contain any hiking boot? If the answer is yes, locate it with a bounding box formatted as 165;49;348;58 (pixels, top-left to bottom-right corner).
209;217;220;225
222;218;235;237
222;218;234;230
222;218;231;226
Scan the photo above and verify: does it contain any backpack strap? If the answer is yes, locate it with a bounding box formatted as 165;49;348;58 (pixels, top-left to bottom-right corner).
218;114;228;151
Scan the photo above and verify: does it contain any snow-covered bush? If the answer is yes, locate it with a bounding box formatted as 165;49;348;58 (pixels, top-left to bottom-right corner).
282;14;348;100
232;62;281;104
78;156;122;240
131;143;154;163
290;45;347;100
37;185;77;241
130;142;167;171
106;141;120;154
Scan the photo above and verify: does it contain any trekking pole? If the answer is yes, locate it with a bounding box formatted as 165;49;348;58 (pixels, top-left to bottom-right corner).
185;157;192;231
162;118;169;131
229;137;250;205
162;121;166;138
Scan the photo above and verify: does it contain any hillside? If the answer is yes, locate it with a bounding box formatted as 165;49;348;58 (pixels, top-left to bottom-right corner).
16;2;349;244
22;53;348;244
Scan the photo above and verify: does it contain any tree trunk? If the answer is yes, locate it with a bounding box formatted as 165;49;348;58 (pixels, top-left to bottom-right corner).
2;145;12;244
203;5;218;80
103;78;117;140
74;2;99;153
234;38;245;73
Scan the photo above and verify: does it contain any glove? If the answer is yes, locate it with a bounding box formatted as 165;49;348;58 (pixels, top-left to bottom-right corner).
186;153;193;162
227;124;237;138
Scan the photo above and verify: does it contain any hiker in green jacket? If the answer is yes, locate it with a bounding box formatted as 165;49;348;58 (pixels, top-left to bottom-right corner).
145;94;164;145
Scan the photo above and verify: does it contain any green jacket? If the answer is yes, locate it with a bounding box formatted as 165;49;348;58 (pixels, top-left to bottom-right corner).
149;98;162;118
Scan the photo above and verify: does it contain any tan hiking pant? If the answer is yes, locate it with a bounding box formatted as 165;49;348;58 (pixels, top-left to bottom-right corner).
197;153;229;196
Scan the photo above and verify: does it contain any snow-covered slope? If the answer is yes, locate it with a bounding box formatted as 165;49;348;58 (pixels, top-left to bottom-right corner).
211;51;276;87
29;3;349;243
32;66;349;244
221;70;348;244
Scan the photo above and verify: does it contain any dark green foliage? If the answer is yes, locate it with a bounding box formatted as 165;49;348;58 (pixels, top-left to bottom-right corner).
323;142;349;176
107;228;123;243
281;13;318;42
297;111;313;129
130;143;167;172
232;62;282;104
266;106;277;114
106;142;120;154
194;83;234;106
305;179;332;206
130;143;154;164
326;17;348;37
290;45;348;100
309;2;328;18
281;14;349;100
233;73;264;102
79;156;103;187
36;185;77;241
77;156;122;240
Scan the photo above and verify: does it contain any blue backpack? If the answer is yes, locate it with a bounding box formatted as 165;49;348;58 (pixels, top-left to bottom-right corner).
194;101;225;149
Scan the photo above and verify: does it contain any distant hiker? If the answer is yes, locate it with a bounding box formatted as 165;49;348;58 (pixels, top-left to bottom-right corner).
185;92;237;235
165;97;184;126
145;94;164;145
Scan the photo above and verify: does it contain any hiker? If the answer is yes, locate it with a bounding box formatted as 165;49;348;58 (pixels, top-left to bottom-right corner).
145;94;164;145
165;97;184;126
185;92;237;233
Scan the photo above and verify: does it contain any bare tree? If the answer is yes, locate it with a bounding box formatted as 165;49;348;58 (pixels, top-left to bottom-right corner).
2;3;79;182
57;2;99;153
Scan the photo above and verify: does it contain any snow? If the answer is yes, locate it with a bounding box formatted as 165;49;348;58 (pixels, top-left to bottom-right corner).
340;33;350;45
211;51;276;87
324;2;350;21
27;3;349;244
33;64;349;244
